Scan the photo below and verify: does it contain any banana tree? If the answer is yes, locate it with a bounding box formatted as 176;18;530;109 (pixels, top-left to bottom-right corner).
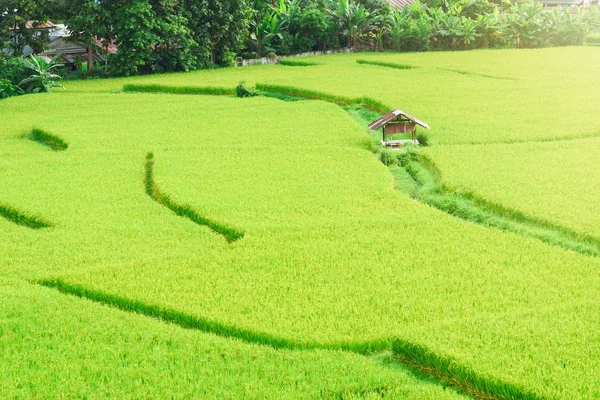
19;54;64;93
326;0;370;48
247;12;284;58
453;16;480;49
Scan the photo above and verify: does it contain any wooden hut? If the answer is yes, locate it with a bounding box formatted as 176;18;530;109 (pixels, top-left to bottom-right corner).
368;109;430;148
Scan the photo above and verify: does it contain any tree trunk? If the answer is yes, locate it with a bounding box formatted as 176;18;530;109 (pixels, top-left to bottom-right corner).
87;46;93;75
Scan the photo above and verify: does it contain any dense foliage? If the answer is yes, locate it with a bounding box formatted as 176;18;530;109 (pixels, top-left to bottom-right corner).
0;57;26;99
0;0;56;56
59;0;251;75
247;0;600;54
0;54;63;98
1;0;599;80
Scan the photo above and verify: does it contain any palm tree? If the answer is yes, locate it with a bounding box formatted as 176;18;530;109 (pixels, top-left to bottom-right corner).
19;54;65;93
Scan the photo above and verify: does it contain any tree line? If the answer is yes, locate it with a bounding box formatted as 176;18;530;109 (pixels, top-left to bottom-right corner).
1;0;600;79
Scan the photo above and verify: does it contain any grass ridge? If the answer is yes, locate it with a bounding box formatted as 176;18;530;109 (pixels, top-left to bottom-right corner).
26;128;69;151
392;340;546;400
436;68;517;81
395;154;600;256
144;152;244;243
36;278;545;400
123;84;235;96
421;154;600;247
255;83;391;113
0;203;52;229
342;97;600;257
356;59;416;70
355;59;516;80
278;59;319;67
35;278;389;354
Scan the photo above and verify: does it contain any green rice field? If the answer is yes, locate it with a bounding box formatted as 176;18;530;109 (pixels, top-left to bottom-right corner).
2;46;600;399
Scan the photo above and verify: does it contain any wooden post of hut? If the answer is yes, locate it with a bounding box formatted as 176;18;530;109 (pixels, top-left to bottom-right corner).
368;109;430;149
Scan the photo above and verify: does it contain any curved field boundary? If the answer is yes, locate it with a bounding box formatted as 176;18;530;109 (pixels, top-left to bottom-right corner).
26;128;69;151
356;59;516;80
37;278;545;400
0;203;52;229
123;83;600;255
144;152;244;243
436;68;518;81
392;340;543;400
344;103;600;257
356;59;416;70
393;155;600;257
440;131;600;146
123;84;235;96
255;83;391;113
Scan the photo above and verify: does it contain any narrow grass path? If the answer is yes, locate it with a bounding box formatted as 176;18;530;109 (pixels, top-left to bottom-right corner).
257;84;600;258
395;156;600;257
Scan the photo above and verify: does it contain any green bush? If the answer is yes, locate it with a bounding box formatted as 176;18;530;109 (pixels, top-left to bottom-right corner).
387;2;432;52
0;57;27;99
379;148;399;166
396;144;420;166
416;132;430;146
236;81;257;98
587;32;600;44
0;78;23;100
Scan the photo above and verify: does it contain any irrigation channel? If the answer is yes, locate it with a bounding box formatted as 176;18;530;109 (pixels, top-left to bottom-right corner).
27;81;597;400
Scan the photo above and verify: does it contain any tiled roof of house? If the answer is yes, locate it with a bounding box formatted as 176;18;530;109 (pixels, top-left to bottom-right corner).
93;39;118;55
29;21;55;29
384;0;417;10
9;21;56;31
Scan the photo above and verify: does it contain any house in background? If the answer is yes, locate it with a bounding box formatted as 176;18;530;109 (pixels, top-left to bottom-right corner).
15;21;117;71
39;24;118;71
6;21;56;57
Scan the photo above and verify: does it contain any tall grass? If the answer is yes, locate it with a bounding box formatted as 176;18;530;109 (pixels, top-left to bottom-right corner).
392;340;545;400
279;59;319;67
394;152;600;257
356;59;416;70
0;204;52;229
255;83;391;113
37;277;545;400
26;128;69;151
123;84;235;96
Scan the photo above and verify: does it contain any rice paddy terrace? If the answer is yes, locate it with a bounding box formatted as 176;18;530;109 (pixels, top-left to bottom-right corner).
1;47;600;399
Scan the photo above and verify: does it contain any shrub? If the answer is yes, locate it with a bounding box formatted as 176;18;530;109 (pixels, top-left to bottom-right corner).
396;144;420;166
416;132;430;146
0;56;27;99
236;81;257;98
587;32;600;44
0;79;22;100
0;57;28;84
379;148;399;166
